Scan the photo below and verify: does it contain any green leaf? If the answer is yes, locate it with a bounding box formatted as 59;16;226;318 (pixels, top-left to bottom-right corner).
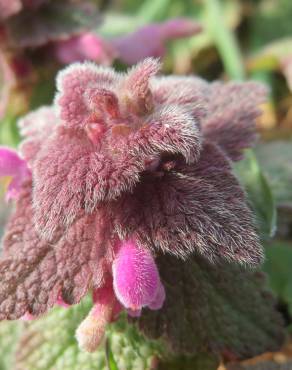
234;150;277;240
105;339;119;370
0;115;20;147
157;352;219;370
263;242;292;313
227;360;292;370
255;141;292;206
138;254;285;360
204;0;244;80
0;321;22;370
13;299;162;370
248;0;292;52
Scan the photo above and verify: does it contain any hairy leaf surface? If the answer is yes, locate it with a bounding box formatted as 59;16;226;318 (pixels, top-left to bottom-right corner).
114;142;262;264
0;180;112;319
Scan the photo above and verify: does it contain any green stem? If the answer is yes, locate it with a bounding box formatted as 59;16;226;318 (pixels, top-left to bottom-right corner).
137;0;171;23
204;0;245;80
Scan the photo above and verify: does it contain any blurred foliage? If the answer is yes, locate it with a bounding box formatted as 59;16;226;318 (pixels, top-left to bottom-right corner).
264;242;292;315
255;142;292;206
235;150;277;240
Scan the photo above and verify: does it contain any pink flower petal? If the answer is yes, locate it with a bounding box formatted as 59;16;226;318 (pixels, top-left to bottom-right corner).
159;18;202;40
112;239;163;311
0;147;30;200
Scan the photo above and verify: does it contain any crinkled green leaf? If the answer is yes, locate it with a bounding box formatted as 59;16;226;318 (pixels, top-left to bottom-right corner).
6;2;101;48
14;299;163;370
0;320;22;370
234;149;277;240
137;254;285;360
227;361;292;370
106;316;163;370
157;352;219;370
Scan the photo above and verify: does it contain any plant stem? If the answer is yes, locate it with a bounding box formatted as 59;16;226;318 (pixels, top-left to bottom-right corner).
204;0;245;80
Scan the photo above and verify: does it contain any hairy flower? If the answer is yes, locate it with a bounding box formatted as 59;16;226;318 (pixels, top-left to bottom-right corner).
0;58;266;351
113;240;165;313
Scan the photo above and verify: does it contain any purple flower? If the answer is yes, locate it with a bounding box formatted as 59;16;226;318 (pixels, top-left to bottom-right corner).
113;239;165;313
111;18;202;65
0;58;266;351
54;18;201;65
0;147;30;201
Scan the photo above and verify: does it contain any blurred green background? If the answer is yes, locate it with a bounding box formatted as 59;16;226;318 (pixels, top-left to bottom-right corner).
1;0;292;369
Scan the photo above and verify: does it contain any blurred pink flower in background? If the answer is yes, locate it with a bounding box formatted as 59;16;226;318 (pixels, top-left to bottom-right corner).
54;18;201;65
0;147;30;201
0;0;22;20
111;18;202;65
0;0;46;20
54;33;116;66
